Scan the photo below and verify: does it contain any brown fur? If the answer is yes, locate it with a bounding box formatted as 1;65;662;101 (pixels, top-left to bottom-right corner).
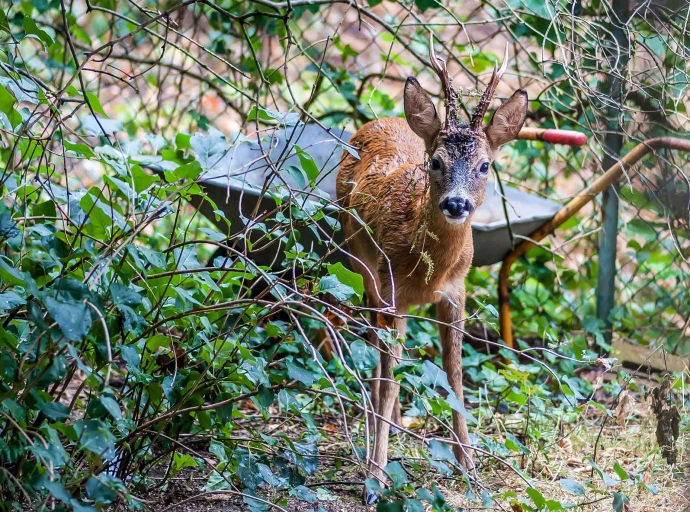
337;78;527;486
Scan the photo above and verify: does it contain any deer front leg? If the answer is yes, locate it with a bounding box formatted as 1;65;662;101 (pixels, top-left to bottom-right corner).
368;311;405;494
437;291;474;470
368;309;402;433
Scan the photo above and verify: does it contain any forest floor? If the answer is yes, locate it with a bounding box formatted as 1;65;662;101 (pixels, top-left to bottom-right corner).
122;387;689;512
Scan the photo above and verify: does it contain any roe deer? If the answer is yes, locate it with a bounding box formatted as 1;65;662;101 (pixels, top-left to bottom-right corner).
336;36;528;493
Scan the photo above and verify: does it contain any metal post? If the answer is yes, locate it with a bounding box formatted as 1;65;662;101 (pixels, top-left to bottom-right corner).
595;0;628;343
595;171;620;342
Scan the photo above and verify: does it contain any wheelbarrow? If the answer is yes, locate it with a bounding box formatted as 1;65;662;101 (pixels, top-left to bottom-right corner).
182;123;584;269
148;122;690;353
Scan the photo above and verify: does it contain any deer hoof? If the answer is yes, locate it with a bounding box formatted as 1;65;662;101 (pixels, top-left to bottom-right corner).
362;488;381;505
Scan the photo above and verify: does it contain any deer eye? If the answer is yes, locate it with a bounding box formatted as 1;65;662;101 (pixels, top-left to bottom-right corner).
431;157;442;171
479;162;490;174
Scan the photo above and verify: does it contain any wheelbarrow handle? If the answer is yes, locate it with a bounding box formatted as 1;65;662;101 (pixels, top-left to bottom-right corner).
499;136;690;349
517;127;587;147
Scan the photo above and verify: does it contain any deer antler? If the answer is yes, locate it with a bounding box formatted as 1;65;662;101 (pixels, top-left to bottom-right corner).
429;33;460;128
470;43;509;131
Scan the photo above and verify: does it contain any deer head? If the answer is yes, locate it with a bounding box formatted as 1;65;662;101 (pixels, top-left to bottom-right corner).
403;35;528;225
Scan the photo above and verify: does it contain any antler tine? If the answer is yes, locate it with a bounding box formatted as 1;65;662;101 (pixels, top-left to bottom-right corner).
429;33;459;128
429;33;443;75
497;42;509;79
470;42;509;130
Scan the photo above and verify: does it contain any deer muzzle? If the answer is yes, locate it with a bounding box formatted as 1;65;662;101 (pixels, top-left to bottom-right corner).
439;196;473;224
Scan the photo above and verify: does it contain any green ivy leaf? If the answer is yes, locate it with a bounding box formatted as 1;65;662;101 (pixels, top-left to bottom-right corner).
405;498;424;512
190;130;227;169
589;459;620;487
481;489;494;508
318;274;356;302
376;502;404;512
110;283;143;308
77;419;116;460
172;453;199;476
286;359;315;387
326;262;363;303
0;291;25;311
85;92;107;117
350;339;379;371
243;489;269;512
64;140;95;158
294;145;319;183
39;401;70;421
85;475;121;504
22;17;54;48
428;439;457;464
414;0;439;12
526;487;546;509
505;433;530;454
175;132;191;149
0;257;27;287
45;298;92;342
130;164;159;192
613;461;630;481
0;9;9;34
42;480;72;504
172;247;202;270
559;478;585;496
247;105;300;126
506;388;527;406
546;499;564;510
612;492;629;512
289;485;316;503
0;85;16;115
384;460;408;486
283;165;309;190
100;396;122;420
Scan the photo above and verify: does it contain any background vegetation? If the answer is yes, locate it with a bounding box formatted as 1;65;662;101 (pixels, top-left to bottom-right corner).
0;0;688;510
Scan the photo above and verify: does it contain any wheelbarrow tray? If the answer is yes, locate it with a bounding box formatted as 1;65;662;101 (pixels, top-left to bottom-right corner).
183;124;561;268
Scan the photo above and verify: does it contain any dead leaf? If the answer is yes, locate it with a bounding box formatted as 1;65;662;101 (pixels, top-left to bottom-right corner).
615;390;636;428
401;416;424;429
643;468;652;485
557;438;573;454
156;343;189;373
242;400;258;411
595;357;616;370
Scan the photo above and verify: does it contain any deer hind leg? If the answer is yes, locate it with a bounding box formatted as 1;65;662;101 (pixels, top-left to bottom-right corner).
437;293;474;471
354;261;383;434
391;394;402;433
367;308;380;432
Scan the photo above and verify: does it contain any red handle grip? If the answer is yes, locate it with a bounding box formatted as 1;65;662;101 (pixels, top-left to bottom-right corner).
541;129;587;146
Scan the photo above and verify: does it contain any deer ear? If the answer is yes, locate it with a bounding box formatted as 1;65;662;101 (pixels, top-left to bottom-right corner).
485;89;528;149
404;77;442;149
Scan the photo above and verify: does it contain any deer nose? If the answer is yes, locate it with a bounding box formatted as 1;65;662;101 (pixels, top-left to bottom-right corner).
440;197;473;218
